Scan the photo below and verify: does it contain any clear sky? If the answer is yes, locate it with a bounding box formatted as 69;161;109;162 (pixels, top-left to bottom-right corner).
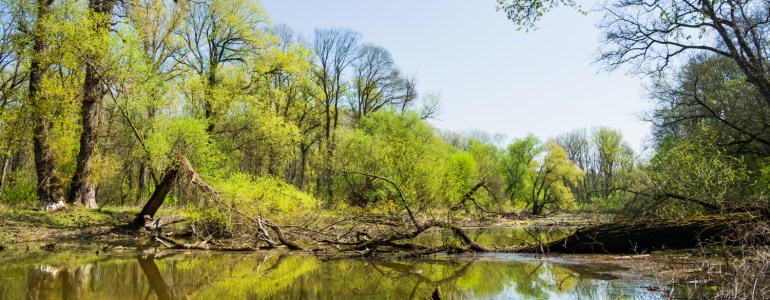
260;0;653;151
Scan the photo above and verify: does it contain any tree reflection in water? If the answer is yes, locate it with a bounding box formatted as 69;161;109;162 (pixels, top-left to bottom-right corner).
1;251;659;299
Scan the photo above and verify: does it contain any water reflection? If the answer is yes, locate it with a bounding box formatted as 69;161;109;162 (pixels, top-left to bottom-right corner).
0;251;660;299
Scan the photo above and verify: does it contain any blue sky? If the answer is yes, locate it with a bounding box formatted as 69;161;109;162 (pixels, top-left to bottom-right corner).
260;0;652;151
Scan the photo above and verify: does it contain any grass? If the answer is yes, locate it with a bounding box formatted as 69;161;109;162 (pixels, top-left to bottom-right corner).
0;206;140;228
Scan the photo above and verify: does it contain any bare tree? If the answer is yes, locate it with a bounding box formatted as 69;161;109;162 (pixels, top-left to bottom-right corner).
349;44;407;121
311;28;360;141
173;0;268;133
597;0;770;105
395;74;418;113
310;28;360;200
649;55;770;154
417;92;442;120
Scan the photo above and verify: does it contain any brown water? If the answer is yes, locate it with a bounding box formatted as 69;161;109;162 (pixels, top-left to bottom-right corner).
0;250;664;299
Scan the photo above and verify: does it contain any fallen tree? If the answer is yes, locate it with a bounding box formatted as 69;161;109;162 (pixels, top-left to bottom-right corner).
530;212;767;254
127;158;770;257
124;163;502;256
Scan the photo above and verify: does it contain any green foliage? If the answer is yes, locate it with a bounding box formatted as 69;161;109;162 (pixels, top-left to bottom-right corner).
336;110;448;210
646;132;754;214
0;0;653;222
496;0;583;31
186;173;319;236
441;151;479;206
529;142;584;215
1;181;37;205
212;173;318;219
145;117;222;173
0;206;138;227
501;135;542;205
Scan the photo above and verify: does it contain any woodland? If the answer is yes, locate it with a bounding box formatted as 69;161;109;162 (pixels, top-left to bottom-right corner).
0;0;769;298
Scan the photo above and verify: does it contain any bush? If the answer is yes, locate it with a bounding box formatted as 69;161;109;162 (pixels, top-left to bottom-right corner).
185;173;319;237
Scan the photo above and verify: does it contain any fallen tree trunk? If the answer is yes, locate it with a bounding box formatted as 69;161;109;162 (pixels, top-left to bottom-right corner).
532;212;766;254
131;167;178;229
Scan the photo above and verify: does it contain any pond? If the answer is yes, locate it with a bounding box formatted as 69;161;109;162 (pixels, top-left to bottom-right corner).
0;250;664;299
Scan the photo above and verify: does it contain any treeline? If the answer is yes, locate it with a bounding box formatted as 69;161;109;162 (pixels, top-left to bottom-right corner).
1;0;767;220
0;0;642;216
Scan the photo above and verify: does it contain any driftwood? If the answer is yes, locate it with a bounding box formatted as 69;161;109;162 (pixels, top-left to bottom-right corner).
144;215;185;232
531;212;766;254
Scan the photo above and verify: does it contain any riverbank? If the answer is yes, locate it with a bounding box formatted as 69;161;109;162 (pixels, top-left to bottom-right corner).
2;206;764;298
0;206;610;251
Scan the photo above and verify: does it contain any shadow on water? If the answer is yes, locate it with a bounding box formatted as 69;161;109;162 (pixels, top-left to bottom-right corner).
0;249;665;299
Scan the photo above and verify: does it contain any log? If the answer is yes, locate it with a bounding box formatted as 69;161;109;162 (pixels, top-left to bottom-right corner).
533;212;766;254
144;215;185;232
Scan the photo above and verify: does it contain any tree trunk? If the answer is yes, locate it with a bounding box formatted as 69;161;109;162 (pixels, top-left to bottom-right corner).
131;167;178;229
68;0;116;208
0;152;9;197
136;162;147;205
296;143;309;189
532;212;766;254
30;0;65;211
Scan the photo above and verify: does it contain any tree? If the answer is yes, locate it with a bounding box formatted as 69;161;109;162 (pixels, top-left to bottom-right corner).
173;0;270;133
595;0;770;104
349;44;411;122
311;28;360;141
650;55;770;157
68;0;117;208
309;28;360;200
27;0;66;210
335;110;446;209
121;0;185;202
590;127;633;200
265;25;319;190
500;135;541;204
500;0;769;99
0;0;28;199
529;142;583;215
555;129;591;203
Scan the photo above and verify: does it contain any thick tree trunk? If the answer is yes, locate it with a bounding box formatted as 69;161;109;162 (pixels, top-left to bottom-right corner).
131;167;178;229
68;0;115;208
30;0;65;211
532;212;766;254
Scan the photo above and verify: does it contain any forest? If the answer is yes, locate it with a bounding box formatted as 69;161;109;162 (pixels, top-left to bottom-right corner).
0;0;768;298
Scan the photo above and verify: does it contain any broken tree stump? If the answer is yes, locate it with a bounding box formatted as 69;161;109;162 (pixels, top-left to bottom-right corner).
531;212;766;254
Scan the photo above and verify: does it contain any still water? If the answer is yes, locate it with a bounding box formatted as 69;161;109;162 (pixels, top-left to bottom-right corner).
0;250;663;299
0;227;664;299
